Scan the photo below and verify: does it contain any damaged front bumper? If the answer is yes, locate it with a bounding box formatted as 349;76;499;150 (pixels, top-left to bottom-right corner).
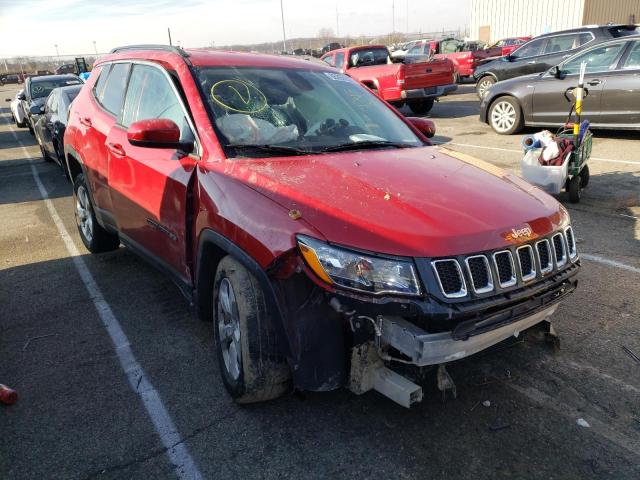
380;303;558;367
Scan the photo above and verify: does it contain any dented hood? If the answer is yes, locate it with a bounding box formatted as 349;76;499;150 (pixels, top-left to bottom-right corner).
221;146;565;257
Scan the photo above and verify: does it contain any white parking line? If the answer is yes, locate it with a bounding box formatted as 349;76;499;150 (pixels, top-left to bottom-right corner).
581;254;640;274
2;119;203;480
434;140;640;166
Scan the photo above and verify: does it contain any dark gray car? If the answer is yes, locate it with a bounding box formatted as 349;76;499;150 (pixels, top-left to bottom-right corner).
479;36;640;134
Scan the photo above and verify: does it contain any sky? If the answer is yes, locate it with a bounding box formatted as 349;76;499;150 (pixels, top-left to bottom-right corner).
0;0;471;57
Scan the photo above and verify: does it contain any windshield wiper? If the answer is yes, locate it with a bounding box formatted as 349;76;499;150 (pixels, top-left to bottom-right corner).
319;140;415;153
226;144;313;156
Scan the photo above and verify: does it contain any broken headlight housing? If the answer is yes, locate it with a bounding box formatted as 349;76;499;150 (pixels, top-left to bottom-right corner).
296;235;421;296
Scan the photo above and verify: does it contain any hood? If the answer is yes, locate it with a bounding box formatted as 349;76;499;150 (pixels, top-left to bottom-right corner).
219;146;565;258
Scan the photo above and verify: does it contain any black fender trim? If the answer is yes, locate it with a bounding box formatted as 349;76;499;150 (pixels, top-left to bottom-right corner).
195;229;292;358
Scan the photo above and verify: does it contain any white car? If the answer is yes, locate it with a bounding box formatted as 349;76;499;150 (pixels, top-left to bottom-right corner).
9;89;27;128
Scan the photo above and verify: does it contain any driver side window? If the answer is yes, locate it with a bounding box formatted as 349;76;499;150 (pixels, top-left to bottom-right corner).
512;38;545;58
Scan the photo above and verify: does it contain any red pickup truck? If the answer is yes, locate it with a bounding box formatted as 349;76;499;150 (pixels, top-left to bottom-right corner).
405;38;502;82
321;45;456;114
64;45;579;408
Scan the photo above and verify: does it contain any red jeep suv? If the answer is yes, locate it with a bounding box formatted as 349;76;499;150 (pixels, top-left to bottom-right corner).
64;45;580;407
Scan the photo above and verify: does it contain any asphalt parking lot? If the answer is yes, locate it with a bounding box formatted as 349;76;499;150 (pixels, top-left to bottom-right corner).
1;82;639;480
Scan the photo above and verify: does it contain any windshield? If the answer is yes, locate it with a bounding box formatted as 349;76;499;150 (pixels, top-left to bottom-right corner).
30;78;82;99
195;67;423;157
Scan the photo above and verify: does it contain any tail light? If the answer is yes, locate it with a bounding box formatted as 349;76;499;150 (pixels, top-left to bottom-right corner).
396;66;405;86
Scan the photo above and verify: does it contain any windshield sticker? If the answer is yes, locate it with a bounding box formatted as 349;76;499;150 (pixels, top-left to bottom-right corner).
324;72;352;82
210;79;268;114
32;85;44;94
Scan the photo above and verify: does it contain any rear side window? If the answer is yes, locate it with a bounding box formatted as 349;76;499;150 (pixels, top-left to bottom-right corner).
335;52;345;69
622;41;640;69
350;48;389;67
92;65;109;100
96;63;130;115
544;33;592;54
121;64;188;136
562;43;625;74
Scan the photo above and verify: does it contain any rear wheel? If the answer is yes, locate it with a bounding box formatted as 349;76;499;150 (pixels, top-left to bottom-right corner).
488;97;523;135
580;164;590;188
408;98;435;115
476;76;496;99
568;175;582;203
73;174;120;253
213;255;290;404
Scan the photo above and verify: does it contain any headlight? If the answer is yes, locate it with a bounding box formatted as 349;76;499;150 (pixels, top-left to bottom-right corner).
296;235;421;296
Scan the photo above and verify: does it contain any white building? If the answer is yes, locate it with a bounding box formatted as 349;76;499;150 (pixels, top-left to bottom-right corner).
470;0;640;43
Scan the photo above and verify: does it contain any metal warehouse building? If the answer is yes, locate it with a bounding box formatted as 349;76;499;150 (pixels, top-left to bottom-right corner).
470;0;640;42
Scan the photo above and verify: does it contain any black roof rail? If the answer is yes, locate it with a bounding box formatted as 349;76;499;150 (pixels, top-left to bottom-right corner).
109;44;190;57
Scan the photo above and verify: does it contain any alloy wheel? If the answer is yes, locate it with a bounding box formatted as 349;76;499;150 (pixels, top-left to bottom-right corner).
478;79;493;98
217;277;242;380
75;185;94;242
490;101;517;133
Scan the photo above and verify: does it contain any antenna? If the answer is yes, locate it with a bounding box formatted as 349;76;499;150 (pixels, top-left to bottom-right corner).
168;27;173;46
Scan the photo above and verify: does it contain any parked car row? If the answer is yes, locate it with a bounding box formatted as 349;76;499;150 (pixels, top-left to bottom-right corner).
476;26;640;135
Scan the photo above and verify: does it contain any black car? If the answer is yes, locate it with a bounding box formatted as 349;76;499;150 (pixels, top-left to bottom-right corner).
479;36;640;135
34;85;83;167
474;24;640;98
0;73;23;85
20;74;83;135
322;42;343;54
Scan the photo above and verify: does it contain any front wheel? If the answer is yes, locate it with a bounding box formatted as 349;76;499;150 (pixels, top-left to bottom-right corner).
488;97;523;135
73;174;120;253
213;256;290;404
476;76;496;99
580;164;590;188
408;98;435;115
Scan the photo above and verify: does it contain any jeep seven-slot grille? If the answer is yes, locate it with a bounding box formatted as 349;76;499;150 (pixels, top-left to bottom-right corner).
536;240;552;274
553;233;566;266
494;251;516;287
432;260;466;298
565;227;576;258
517;245;536;281
466;255;492;293
430;229;577;299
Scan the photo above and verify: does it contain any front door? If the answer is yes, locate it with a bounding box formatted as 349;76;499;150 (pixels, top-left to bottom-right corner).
531;41;628;126
599;40;640;127
107;63;198;281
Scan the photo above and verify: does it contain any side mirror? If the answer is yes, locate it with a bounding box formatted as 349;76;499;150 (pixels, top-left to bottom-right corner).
127;118;193;152
18;92;26;100
407;117;436;138
29;104;44;115
551;65;562;78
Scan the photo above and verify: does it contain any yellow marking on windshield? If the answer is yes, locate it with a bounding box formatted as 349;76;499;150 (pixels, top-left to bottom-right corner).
210;79;268;114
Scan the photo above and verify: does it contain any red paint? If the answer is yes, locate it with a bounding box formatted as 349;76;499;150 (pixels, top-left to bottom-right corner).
0;384;17;405
65;47;568;290
320;46;455;103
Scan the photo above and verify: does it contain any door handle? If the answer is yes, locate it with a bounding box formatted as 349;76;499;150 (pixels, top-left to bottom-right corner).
527;61;536;64
107;142;126;157
79;116;92;127
562;54;571;59
587;79;601;86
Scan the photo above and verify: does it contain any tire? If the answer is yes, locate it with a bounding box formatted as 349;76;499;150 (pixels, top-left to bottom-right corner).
580;164;590;188
454;72;461;84
408;98;435;115
568;175;581;203
73;174;120;253
488;96;523;135
476;76;496;99
213;255;291;404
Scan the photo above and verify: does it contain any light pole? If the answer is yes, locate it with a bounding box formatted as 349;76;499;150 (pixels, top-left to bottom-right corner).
93;41;97;55
280;0;287;52
406;0;409;34
54;44;59;63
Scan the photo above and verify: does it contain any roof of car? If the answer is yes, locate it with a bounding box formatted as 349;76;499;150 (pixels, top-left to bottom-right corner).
30;74;80;83
536;24;635;37
56;84;83;94
101;46;336;71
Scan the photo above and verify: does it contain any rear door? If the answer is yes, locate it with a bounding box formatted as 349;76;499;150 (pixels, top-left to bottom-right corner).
39;91;57;155
599;40;640;126
531;42;626;125
107;62;198;281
